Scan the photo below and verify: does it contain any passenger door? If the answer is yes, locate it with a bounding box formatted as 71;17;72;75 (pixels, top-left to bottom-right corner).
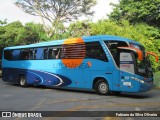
119;51;136;91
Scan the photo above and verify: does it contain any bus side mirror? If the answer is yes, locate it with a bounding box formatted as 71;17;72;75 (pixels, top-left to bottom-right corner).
146;52;159;63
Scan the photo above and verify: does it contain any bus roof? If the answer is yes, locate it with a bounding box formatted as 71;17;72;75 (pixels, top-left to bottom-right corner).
4;35;142;50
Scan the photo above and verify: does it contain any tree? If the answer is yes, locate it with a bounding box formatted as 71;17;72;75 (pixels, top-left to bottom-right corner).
67;20;91;37
0;19;7;26
15;0;97;35
15;22;48;44
90;19;160;71
25;22;48;42
0;21;23;46
109;0;160;27
0;21;23;59
0;21;48;59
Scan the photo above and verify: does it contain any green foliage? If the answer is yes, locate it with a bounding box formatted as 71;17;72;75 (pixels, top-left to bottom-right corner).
108;0;160;72
49;20;92;40
154;72;160;88
67;20;91;37
0;21;23;47
0;21;48;59
109;0;160;27
16;22;48;44
50;21;67;40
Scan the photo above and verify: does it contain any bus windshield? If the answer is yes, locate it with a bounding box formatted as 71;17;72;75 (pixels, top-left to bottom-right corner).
130;43;153;78
105;41;154;78
136;56;153;78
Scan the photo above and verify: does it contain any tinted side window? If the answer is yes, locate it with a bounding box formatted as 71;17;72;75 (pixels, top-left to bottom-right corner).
34;48;47;60
48;47;55;59
105;41;128;66
48;46;62;59
4;50;12;60
12;50;21;60
20;49;33;60
85;42;108;62
4;49;21;60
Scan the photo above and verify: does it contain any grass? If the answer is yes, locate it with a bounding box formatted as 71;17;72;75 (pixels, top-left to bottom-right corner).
154;72;160;88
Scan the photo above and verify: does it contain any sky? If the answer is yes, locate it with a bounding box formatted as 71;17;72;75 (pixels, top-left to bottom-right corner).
0;0;119;25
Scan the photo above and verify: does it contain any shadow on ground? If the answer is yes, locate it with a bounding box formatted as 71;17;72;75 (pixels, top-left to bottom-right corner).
1;80;156;99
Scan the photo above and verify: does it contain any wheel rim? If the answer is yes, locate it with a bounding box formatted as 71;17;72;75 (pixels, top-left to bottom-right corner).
98;82;108;93
20;77;25;86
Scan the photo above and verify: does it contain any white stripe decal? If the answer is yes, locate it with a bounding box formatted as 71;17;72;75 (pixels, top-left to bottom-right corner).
32;70;64;86
27;71;44;84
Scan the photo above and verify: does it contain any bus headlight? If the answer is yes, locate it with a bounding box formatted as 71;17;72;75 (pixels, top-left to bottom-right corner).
130;76;144;83
137;79;144;83
139;80;144;83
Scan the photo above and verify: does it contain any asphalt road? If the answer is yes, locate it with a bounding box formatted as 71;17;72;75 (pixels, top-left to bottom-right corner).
0;78;160;120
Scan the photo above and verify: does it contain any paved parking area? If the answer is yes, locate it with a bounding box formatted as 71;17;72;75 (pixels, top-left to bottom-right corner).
0;78;160;120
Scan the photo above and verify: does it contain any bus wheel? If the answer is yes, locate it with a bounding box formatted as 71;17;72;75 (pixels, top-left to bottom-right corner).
19;76;28;87
95;79;109;95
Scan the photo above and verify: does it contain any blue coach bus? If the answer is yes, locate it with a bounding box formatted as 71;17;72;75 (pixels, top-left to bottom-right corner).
2;35;159;95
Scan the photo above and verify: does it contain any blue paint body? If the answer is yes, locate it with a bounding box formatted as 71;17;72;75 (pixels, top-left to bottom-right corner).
2;35;153;93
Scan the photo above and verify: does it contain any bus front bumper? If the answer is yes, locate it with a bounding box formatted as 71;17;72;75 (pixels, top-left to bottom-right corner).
138;81;154;92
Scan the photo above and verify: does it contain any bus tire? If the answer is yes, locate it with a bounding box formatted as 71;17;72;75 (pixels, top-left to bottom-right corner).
95;79;109;95
19;76;28;87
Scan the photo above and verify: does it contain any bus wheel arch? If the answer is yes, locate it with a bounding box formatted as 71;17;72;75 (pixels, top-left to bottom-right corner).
93;77;110;95
19;74;28;87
